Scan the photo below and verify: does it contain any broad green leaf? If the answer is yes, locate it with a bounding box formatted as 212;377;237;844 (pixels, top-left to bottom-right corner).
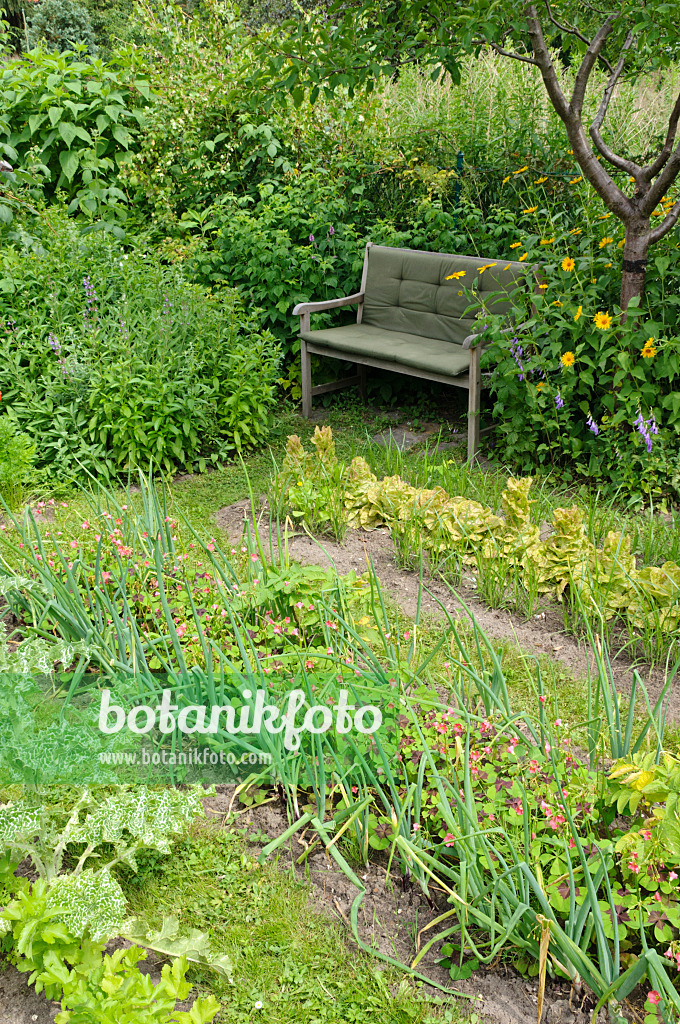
59;149;80;182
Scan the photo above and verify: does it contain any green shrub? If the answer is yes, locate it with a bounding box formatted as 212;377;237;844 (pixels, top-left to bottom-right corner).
26;0;99;56
0;206;281;483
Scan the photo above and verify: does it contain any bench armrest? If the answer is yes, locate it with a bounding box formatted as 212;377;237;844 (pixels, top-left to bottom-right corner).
462;320;532;350
293;292;364;316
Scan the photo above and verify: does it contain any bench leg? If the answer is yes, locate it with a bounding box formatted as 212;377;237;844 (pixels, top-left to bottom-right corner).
300;335;312;418
467;345;482;462
358;363;367;403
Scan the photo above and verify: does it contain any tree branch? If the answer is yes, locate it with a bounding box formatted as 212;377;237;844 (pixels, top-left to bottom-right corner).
525;5;632;221
524;5;570;119
649;199;680;243
640;142;680;216
570;14;617;119
642;90;680;181
542;0;613;74
486;41;540;66
589;32;640;175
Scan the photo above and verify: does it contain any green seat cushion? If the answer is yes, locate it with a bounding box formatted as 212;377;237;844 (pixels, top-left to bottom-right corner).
301;325;471;378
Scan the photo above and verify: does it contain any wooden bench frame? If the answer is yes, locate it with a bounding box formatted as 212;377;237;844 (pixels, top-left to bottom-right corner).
293;242;533;461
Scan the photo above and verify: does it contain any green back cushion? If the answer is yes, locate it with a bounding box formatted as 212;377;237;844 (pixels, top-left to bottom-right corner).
361;245;530;344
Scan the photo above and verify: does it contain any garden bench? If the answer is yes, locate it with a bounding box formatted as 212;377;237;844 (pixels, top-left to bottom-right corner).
293;243;536;460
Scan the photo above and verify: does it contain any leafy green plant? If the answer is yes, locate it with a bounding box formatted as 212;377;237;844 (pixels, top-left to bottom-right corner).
274;429;680;662
0;413;35;508
1;883;219;1023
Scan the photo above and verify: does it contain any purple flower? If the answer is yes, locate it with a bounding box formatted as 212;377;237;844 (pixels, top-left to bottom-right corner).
328;225;335;237
586;414;599;436
48;332;61;355
555;391;564;410
509;337;525;381
634;411;658;453
309;234;315;244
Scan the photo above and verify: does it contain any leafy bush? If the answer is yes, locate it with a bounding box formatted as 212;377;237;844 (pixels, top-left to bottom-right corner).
0;206;281;482
0;47;151;228
26;0;99;56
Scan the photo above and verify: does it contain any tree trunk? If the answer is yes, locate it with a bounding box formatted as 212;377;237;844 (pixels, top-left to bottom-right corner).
620;222;651;315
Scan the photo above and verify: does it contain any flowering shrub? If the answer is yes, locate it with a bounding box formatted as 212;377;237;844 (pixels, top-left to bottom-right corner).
482;193;680;501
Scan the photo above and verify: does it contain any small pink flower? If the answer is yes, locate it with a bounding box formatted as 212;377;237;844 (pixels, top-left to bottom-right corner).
443;833;455;847
539;695;546;704
641;829;652;841
653;892;661;902
70;540;77;549
669;871;678;881
647;991;661;1006
81;521;89;529
628;861;640;874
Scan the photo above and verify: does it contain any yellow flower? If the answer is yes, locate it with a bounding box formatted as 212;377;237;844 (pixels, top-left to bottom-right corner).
502;175;511;184
567;149;574;155
561;351;575;368
552;300;563;307
561;257;575;271
598;213;611;220
599;237;613;248
457;290;463;296
537;382;546;390
593;312;612;329
641;342;657;359
519;253;528;262
540;237;555;245
513;165;529;174
477;263;497;275
617;240;625;248
503;263;511;270
522;206;538;214
538;283;548;289
591;278;597;284
510;241;522;249
569;228;582;235
569;176;583;184
604;262;612;268
574;306;582;322
445;270;466;280
534;176;548;184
